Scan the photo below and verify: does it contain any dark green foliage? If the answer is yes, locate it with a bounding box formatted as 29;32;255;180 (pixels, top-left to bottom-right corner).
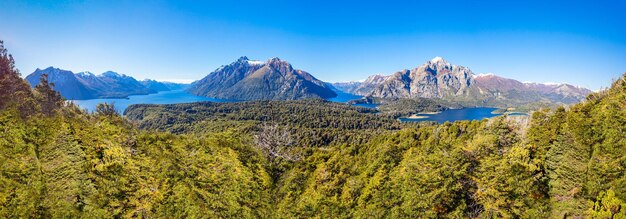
524;73;626;217
376;97;458;118
124;99;403;146
34;74;64;116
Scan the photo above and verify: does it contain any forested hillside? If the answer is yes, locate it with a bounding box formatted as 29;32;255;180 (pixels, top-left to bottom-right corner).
124;100;403;146
1;41;625;218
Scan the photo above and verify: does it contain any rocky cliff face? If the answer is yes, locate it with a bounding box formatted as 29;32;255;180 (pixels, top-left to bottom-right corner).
336;57;592;105
188;57;337;100
369;57;475;98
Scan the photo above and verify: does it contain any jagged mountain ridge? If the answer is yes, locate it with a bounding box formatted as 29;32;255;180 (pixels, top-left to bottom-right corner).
332;57;592;104
26;57;591;104
473;73;593;104
369;57;475;99
25;67;185;100
188;56;337;100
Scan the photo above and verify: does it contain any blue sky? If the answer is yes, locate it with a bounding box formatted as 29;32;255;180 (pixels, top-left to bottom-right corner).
1;0;625;90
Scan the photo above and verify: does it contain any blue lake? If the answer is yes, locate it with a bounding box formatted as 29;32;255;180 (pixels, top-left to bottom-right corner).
72;90;233;113
71;91;516;123
327;90;378;109
398;107;501;123
327;90;363;103
72;89;374;113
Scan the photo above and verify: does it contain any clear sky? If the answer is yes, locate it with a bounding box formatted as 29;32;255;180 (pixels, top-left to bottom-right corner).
1;0;625;90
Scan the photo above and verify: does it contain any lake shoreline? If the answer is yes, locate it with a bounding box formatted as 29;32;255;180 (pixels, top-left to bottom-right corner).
399;107;501;123
72;90;379;112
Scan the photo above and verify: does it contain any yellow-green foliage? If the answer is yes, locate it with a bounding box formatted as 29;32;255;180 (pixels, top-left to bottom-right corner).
3;89;625;218
0;107;272;218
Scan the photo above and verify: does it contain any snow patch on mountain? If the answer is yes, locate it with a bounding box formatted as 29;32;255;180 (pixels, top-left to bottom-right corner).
77;71;95;77
99;71;125;78
430;56;445;63
246;60;264;65
474;73;496;78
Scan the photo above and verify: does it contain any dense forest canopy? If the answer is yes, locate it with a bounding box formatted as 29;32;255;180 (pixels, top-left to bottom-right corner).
1;41;625;218
123;100;405;147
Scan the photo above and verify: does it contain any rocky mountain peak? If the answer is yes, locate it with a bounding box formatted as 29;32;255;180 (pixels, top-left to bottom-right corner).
474;73;496;78
188;56;336;100
267;57;284;64
266;57;292;70
100;71;123;78
424;56;453;71
429;56;447;64
76;71;96;78
43;66;58;71
35;67;74;78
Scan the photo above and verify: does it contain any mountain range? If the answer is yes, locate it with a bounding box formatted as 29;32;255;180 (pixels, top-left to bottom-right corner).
188;56;337;100
26;57;592;107
332;57;592;105
25;67;186;100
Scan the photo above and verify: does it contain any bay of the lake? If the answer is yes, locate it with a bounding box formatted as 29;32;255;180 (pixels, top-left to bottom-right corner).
398;107;501;123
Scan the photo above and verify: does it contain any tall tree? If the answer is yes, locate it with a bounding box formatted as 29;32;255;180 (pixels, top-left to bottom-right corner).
34;74;64;116
0;40;35;115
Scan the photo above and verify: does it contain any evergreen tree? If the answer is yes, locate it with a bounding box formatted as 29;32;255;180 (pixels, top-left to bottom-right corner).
34;74;64;116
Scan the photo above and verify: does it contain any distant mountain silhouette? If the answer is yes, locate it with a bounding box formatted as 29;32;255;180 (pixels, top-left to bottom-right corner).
25;67;186;100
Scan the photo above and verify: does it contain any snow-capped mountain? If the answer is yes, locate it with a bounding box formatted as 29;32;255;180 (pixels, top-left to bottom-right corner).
25;67;185;100
26;67;95;100
188;56;337;100
26;57;591;105
367;57;475;99
333;57;592;105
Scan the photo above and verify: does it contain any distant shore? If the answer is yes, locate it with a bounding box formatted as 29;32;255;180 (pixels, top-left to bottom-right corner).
404;111;441;119
419;111;441;115
406;114;429;119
